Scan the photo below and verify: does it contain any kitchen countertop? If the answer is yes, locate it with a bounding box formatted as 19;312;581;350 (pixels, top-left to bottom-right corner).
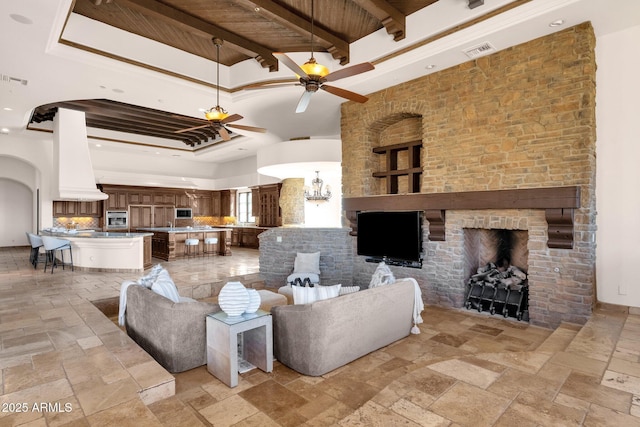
137;227;229;233
41;230;153;238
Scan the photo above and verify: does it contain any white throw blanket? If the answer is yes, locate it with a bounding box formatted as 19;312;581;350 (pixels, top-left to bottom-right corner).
405;277;424;334
118;280;140;326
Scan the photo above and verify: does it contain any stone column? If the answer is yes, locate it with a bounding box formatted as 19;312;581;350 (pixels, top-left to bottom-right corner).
279;178;305;226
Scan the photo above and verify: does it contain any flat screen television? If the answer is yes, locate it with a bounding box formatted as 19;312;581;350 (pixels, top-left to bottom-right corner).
357;210;423;267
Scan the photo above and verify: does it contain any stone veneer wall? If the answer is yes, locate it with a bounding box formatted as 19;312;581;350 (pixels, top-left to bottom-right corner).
341;24;597;329
259;227;353;288
279;178;305;225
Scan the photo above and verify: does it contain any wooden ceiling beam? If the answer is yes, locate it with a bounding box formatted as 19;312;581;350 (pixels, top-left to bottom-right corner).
249;0;351;65
352;0;406;41
122;0;279;71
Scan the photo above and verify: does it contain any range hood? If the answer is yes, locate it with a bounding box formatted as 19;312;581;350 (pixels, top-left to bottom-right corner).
52;108;108;201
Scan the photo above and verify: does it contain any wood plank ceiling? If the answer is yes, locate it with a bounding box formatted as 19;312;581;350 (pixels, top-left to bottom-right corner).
31;0;439;147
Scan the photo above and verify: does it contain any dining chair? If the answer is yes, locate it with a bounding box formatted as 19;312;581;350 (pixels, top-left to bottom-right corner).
26;232;45;269
41;235;74;273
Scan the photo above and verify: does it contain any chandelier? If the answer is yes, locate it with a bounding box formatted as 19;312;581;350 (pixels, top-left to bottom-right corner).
304;171;332;204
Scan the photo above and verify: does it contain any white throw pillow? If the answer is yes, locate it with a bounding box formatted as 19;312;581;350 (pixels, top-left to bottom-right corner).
369;262;395;288
339;286;360;296
316;284;342;301
151;268;181;303
293;252;321;274
292;285;317;305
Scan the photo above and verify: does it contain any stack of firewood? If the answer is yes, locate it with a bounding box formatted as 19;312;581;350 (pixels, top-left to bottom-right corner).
467;262;528;290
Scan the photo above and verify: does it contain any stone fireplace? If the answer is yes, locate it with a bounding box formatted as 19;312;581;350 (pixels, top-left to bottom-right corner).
340;24;597;329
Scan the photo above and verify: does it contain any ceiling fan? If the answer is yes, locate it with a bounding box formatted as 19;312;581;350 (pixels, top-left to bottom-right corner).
252;0;375;113
175;38;266;140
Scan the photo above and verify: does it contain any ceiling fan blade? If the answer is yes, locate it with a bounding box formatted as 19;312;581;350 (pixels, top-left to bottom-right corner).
274;52;309;78
323;62;375;82
221;113;243;124
321;85;369;103
218;126;231;141
226;123;267;133
296;91;314;113
175;124;209;133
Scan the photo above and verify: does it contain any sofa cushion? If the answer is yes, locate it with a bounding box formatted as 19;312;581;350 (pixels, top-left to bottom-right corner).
293;252;321;274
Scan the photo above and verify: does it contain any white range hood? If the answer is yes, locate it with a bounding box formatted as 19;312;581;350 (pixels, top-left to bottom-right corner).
52;108;108;201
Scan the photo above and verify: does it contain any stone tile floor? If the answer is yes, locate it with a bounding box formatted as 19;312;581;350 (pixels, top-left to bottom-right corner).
1;245;640;426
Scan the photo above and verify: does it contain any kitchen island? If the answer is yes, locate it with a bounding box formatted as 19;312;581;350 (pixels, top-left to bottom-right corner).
136;227;232;261
40;230;153;272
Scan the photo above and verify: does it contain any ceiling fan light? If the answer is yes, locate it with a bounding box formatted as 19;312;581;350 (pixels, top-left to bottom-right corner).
301;58;329;78
205;105;228;121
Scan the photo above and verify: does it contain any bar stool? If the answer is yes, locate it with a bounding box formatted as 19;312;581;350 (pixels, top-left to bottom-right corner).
203;237;218;256
184;238;199;257
41;235;74;274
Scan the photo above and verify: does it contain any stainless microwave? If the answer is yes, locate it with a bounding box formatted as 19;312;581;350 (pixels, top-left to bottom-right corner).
175;208;192;219
106;210;128;229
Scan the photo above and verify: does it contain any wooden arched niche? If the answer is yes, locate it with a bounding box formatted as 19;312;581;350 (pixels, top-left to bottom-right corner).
366;113;423;195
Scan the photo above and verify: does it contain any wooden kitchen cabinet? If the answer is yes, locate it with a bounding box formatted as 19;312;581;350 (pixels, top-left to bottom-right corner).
53;200;101;217
129;205;153;230
257;184;282;227
251;187;260;217
176;192;191;208
193;194;212;216
128;192;152;205
211;192;221;216
153;192;176;205
220;189;237;217
153;205;175;228
105;191;127;210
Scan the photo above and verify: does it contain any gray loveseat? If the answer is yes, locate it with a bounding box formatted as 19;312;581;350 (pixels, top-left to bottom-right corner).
272;278;417;376
125;285;220;373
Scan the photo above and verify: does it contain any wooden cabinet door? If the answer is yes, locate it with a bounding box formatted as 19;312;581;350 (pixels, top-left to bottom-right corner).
130;206;152;230
153;206;174;228
251;188;260;217
154;193;175;205
176;193;191;208
53;201;67;216
106;192;127;210
220;190;237;217
211;192;221;216
78;201;101;216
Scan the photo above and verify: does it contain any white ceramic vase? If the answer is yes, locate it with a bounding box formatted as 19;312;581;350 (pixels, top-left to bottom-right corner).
244;289;261;314
218;281;249;317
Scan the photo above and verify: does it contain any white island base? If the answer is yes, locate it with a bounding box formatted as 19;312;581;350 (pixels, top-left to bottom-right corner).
43;231;152;272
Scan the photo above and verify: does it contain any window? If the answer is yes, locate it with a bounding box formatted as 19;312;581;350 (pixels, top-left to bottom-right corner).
237;191;255;224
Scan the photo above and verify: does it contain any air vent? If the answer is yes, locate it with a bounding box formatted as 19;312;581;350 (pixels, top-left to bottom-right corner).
1;74;28;86
463;42;496;59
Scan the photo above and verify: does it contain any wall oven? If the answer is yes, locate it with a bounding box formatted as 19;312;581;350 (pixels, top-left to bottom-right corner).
106;210;128;229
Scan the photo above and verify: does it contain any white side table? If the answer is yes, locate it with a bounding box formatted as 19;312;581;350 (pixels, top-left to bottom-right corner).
206;310;273;387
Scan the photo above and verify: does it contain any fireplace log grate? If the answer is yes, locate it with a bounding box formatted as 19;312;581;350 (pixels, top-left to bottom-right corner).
464;263;529;321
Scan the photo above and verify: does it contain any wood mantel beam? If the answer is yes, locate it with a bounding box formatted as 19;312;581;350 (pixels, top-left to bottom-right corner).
344;186;580;248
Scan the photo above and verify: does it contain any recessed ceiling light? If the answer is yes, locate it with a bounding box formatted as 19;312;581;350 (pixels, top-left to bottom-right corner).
3;107;13;111
549;19;565;27
425;64;436;70
155;151;160;155
1;128;9;133
95;144;102;147
112;88;124;93
10;14;33;25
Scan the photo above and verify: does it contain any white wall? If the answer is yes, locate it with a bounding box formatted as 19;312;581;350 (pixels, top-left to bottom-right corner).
595;24;640;306
0;179;33;247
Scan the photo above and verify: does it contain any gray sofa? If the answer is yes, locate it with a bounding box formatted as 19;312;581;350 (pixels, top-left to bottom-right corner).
125;285;220;373
272;278;417;376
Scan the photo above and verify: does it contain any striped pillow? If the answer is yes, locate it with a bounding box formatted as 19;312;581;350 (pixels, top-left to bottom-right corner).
339;286;360;296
